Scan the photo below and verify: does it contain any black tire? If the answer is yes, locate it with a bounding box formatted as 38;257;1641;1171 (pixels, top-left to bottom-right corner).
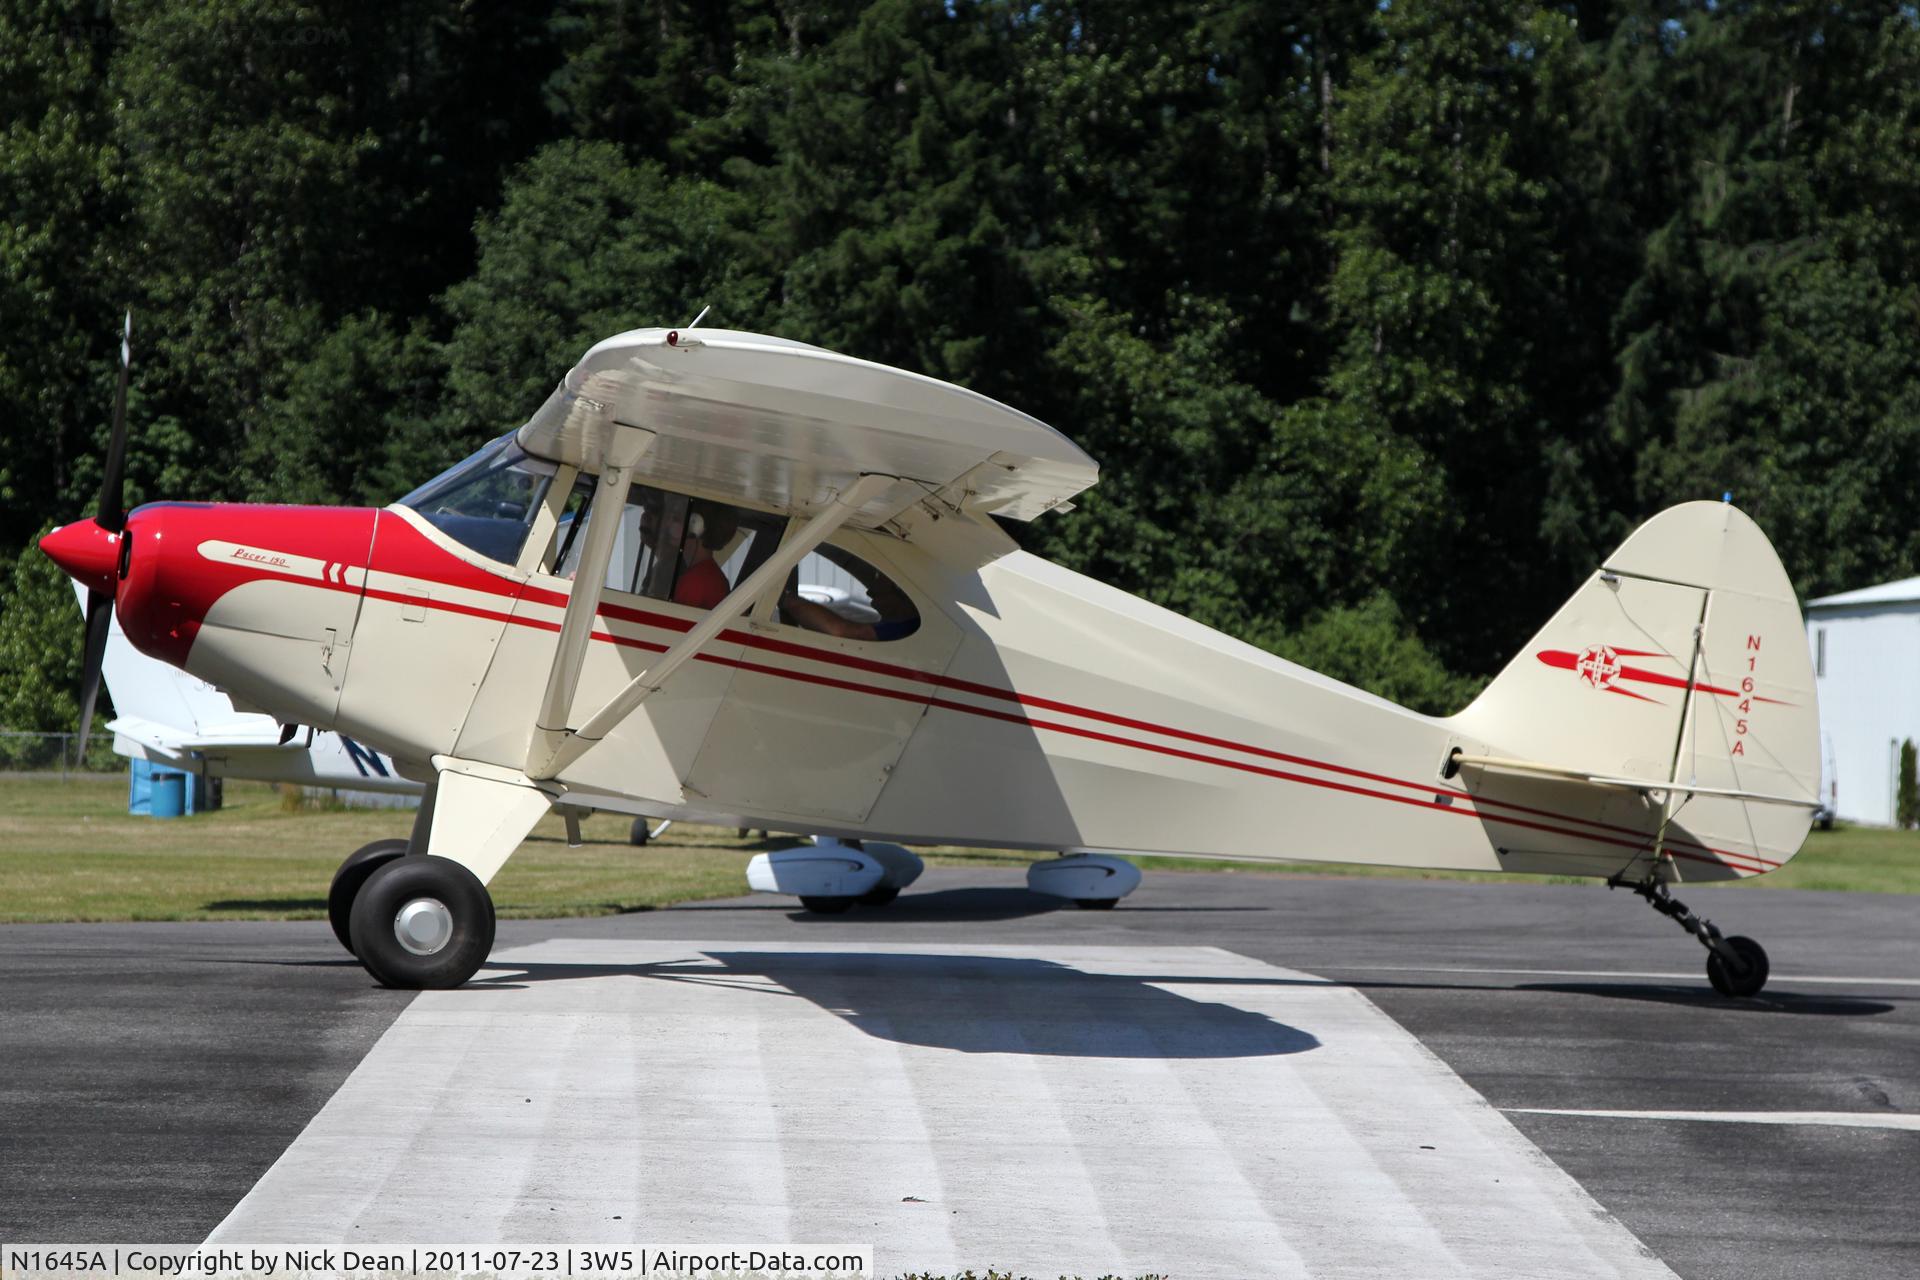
1706;935;1769;998
327;838;410;955
348;855;496;989
858;885;900;907
1073;898;1119;910
798;895;856;914
629;817;651;847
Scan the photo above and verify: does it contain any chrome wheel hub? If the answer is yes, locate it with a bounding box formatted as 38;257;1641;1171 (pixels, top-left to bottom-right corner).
394;897;454;956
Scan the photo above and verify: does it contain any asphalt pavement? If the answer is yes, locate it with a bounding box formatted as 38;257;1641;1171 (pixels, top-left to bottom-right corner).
1;870;1914;1278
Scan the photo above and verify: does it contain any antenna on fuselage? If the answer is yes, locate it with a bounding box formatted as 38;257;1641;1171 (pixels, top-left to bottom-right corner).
684;304;711;330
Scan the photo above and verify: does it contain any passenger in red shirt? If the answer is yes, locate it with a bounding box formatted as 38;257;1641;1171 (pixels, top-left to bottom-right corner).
673;556;729;609
672;504;738;609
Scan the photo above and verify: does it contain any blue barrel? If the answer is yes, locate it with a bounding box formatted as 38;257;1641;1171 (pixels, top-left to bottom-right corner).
149;771;186;818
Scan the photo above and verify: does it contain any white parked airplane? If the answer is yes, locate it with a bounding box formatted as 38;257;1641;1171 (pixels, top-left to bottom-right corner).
42;325;1821;994
75;579;414;795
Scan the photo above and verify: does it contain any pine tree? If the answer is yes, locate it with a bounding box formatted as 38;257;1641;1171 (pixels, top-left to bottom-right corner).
1306;0;1585;671
1899;740;1918;831
0;1;122;552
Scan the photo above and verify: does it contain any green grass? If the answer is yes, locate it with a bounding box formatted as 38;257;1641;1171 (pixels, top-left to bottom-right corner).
1716;822;1920;893
1;776;1916;922
0;776;759;922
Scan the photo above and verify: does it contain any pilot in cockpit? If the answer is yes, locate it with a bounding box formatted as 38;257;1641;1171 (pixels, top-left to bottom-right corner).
779;576;920;642
672;502;738;609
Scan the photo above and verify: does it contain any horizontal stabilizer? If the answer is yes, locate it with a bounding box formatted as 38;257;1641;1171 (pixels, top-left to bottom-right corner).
1451;753;1821;809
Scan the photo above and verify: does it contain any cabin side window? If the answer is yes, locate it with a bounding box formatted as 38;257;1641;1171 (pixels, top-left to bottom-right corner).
546;480;784;612
776;544;921;643
531;477;919;636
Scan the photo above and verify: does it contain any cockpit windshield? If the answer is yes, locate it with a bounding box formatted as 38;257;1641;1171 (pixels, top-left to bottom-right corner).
397;432;557;565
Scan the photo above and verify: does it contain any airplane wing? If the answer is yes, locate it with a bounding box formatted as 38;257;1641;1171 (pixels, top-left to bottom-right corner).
106;714;284;754
516;328;1098;525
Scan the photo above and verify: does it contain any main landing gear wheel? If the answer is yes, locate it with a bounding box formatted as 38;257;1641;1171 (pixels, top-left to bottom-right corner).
799;895;856;914
328;838;409;955
348;854;495;989
858;885;900;907
629;817;650;847
1614;875;1770;998
1707;935;1770;998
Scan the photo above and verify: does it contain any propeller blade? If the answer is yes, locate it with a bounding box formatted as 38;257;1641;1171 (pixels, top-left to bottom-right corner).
76;588;114;761
97;311;132;533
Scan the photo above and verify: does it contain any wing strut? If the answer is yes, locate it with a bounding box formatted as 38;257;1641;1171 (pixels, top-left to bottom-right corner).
528;428;658;762
525;472;896;780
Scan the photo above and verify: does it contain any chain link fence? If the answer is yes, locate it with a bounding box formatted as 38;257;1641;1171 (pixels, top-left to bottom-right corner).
0;730;126;778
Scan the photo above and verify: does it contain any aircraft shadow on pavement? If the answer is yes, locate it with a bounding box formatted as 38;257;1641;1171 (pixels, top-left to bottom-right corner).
856;889;1268;920
1516;981;1896;1016
804;888;1065;922
668;887;1269;922
472;950;1321;1058
665;886;1064;921
1332;975;1898;1016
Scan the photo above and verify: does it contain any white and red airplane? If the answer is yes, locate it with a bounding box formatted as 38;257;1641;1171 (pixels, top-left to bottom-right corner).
41;324;1821;993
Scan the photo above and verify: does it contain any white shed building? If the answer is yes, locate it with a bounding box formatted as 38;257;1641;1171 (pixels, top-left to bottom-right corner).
1805;575;1920;825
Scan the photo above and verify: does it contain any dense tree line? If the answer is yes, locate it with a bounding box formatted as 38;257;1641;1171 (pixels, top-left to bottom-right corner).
4;0;1919;735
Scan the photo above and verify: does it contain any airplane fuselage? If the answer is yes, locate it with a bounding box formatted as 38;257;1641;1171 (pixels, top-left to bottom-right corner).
96;495;1790;885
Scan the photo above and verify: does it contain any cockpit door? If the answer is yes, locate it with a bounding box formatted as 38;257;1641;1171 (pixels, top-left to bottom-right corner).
682;537;960;824
458;572;742;807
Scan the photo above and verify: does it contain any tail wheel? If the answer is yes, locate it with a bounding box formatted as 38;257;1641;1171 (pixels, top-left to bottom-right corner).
1707;935;1770;998
348;855;496;989
327;838;409;955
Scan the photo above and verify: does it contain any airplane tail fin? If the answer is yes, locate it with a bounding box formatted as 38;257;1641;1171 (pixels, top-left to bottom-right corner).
1447;502;1819;879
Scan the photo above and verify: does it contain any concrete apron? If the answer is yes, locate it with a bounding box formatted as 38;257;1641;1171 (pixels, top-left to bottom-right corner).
206;941;1674;1279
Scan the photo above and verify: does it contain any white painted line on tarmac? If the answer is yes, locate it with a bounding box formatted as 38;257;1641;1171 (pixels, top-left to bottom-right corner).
1314;964;1920;987
207;942;1676;1279
1509;1109;1920;1131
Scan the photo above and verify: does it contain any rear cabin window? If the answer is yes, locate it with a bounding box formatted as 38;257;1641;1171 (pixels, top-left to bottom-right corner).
778;544;921;643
